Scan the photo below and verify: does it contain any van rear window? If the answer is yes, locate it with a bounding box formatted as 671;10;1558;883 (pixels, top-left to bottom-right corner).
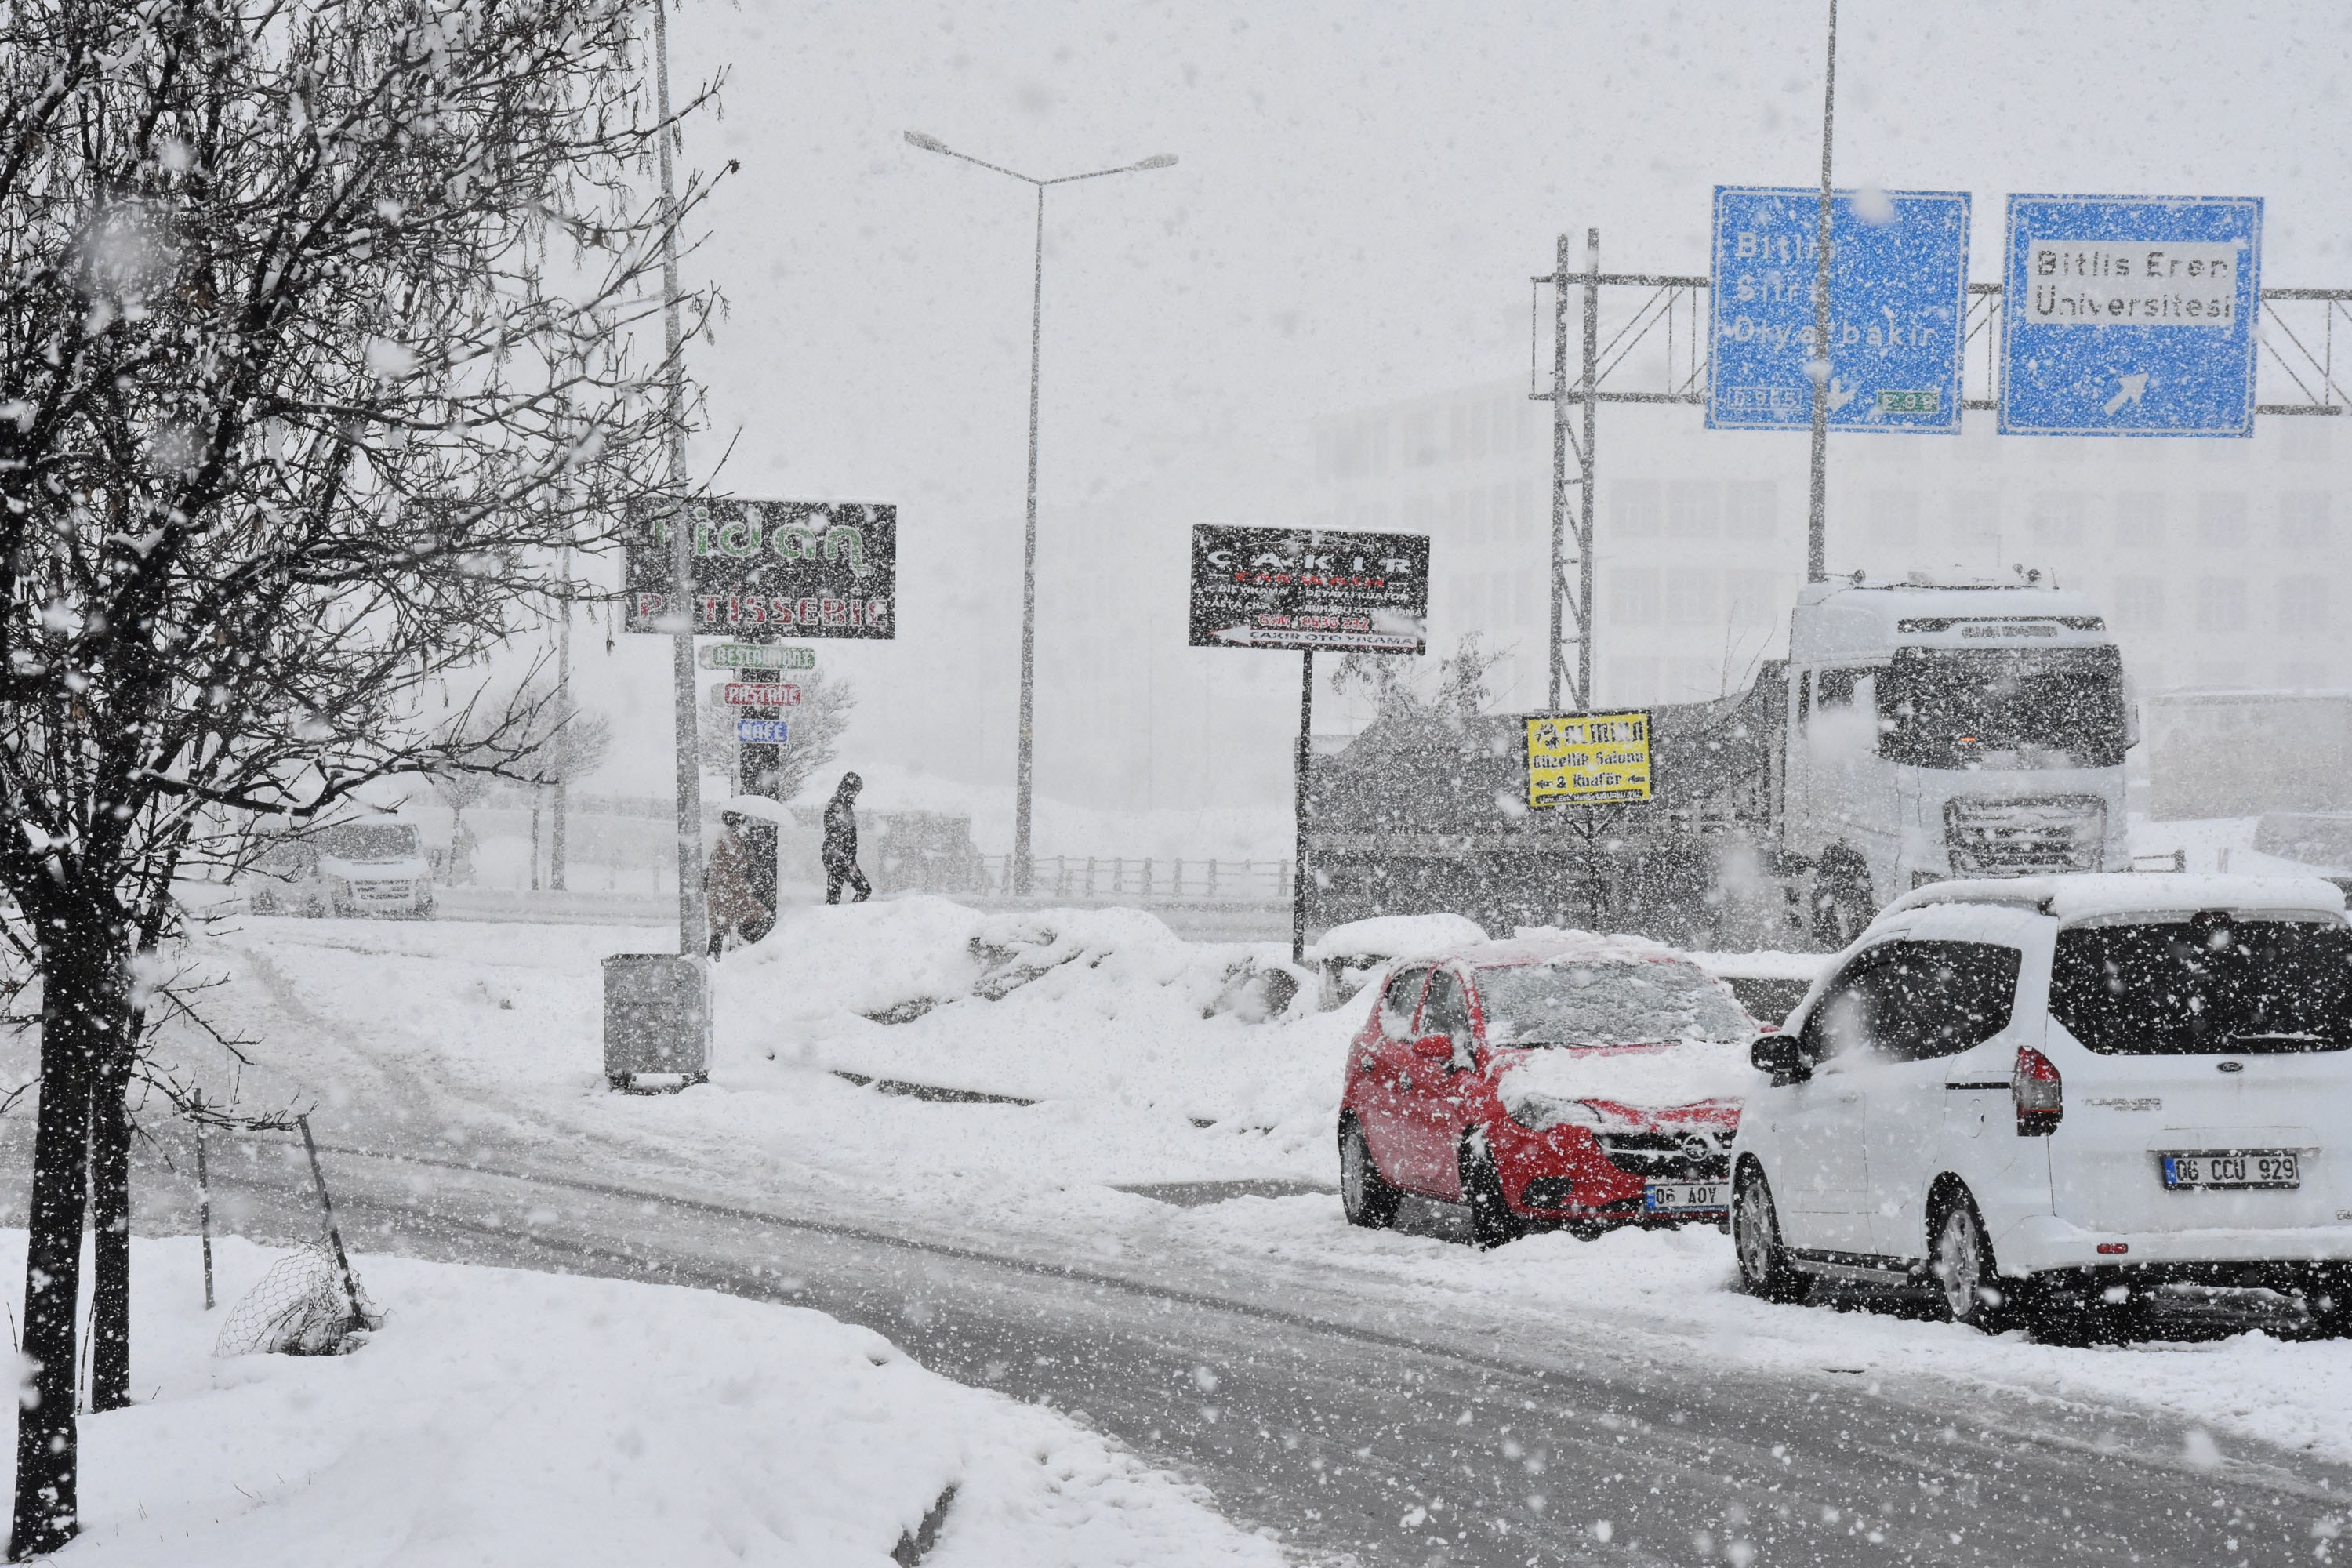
2051;916;2352;1054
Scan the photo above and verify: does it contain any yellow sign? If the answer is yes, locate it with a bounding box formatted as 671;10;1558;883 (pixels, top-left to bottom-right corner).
1525;710;1653;808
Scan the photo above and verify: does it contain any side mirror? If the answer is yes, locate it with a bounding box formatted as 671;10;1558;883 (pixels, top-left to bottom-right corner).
1751;1033;1809;1085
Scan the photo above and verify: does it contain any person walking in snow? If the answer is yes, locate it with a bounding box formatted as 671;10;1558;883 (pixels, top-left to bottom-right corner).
705;811;771;956
822;772;870;905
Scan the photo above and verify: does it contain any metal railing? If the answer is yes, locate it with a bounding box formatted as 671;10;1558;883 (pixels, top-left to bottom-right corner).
975;855;1293;905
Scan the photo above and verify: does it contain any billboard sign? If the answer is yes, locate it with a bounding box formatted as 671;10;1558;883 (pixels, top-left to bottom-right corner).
1187;526;1430;655
1998;194;2261;437
1524;710;1654;808
1707;187;1971;433
734;719;790;745
625;499;895;637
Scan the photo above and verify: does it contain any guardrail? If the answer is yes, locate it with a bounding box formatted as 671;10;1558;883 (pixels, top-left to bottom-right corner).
973;855;1294;905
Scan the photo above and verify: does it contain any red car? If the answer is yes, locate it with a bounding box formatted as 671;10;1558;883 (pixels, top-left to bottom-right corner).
1337;935;1759;1247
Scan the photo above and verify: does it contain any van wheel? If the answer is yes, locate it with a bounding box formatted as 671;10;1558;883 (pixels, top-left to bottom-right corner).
1733;1165;1812;1304
1338;1117;1399;1230
1928;1193;2012;1332
1460;1140;1523;1250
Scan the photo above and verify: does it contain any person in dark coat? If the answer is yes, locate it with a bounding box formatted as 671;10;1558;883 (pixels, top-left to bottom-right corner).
822;772;870;904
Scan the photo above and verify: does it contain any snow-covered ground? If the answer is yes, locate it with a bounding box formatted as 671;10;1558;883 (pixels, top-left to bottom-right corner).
50;1232;1281;1567
77;883;2352;1497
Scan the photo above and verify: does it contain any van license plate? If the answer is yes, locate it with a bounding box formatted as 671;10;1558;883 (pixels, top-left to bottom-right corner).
1645;1180;1726;1214
2159;1151;2299;1190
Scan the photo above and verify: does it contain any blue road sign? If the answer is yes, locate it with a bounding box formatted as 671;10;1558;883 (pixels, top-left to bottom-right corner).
734;719;789;745
1708;187;1971;433
1999;195;2261;437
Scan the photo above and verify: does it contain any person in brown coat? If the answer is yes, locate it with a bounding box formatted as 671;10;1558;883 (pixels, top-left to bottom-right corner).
706;811;771;958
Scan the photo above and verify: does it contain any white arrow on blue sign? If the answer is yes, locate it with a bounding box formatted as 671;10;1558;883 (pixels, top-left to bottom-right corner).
1708;187;1971;434
1998;194;2261;437
734;719;789;745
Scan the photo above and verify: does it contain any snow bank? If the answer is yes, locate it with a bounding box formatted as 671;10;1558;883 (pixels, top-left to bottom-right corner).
1495;1039;1754;1124
1308;913;1488;961
61;1233;1280;1567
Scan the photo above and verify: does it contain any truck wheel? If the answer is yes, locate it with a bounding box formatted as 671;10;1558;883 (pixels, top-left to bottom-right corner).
1338;1117;1400;1229
1733;1165;1812;1304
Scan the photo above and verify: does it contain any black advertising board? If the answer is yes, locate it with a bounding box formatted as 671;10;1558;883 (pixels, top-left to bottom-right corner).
1187;526;1430;655
623;499;896;639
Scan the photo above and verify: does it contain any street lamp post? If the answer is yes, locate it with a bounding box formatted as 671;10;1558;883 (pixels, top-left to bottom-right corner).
904;131;1175;898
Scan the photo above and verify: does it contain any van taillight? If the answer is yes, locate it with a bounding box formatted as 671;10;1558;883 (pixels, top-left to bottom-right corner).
2013;1046;2063;1137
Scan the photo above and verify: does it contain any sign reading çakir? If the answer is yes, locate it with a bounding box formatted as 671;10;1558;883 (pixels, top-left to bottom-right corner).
624;499;896;638
1524;710;1654;808
1187;526;1430;655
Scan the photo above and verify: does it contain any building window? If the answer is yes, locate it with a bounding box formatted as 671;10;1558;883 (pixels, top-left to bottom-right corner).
1666;481;1721;539
1605;658;1661;705
1610;568;1660;626
2111;492;2165;547
2112;575;2165;633
2285;421;2331;463
1664;567;1717;627
2029;492;2086;548
1951;491;1999;557
1867;489;1920;552
2279;575;2328;633
1615;481;1662;539
1725;481;1777;541
2196;491;2249;548
2281;492;2332;549
2196;578;2249;633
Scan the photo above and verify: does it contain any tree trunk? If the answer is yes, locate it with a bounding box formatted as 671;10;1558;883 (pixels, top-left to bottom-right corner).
87;1058;132;1414
9;933;114;1559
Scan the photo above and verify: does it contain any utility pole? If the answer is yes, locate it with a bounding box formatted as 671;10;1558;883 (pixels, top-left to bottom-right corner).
653;0;705;956
1546;234;1569;710
1806;0;1839;584
552;543;570;891
1577;229;1599;707
1541;230;1602;713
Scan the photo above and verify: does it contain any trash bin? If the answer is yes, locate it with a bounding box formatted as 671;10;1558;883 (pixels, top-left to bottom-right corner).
602;953;710;1091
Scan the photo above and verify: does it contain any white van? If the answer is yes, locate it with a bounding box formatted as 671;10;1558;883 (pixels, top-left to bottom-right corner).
247;817;437;919
1730;873;2352;1338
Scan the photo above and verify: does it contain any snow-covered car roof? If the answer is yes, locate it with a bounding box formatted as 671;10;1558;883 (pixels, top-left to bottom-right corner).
1882;872;2347;924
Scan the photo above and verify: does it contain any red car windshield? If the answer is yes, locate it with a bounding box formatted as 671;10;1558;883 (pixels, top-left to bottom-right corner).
1474;960;1748;1047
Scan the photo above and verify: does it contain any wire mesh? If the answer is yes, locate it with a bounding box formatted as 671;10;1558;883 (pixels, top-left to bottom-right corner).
212;1244;382;1358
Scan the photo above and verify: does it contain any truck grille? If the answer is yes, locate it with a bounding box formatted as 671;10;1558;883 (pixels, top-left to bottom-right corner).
1595;1128;1733;1181
355;880;412;901
1944;795;2106;876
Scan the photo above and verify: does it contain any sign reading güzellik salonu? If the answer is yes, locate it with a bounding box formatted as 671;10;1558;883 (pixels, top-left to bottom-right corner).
623;498;897;639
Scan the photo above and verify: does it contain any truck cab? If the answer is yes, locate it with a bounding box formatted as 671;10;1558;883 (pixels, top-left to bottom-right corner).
1778;573;2135;943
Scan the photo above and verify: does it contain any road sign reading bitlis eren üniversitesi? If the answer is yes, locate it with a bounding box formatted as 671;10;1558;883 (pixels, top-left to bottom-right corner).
2000;195;2261;437
1707;187;1970;434
1524;711;1653;808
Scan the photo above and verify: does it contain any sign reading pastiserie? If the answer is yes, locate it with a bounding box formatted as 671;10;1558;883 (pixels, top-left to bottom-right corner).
1524;710;1653;808
625;499;895;637
1187;526;1429;655
1999;195;2261;437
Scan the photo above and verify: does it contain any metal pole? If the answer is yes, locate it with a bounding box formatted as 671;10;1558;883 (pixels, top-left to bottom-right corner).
297;1116;365;1328
653;0;706;956
1292;650;1312;965
552;545;570;892
1577;229;1599;709
1806;0;1839;584
192;1089;212;1312
1547;234;1569;710
1014;184;1046;899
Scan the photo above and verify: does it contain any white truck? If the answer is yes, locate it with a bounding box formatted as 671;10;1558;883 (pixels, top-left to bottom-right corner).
1776;571;2135;943
246;814;439;919
1308;569;2139;952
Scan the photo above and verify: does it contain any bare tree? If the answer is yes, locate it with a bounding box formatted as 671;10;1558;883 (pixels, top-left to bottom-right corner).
0;2;720;1552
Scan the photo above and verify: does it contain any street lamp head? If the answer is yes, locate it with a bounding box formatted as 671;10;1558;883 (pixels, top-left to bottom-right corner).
1133;153;1178;170
903;131;952;154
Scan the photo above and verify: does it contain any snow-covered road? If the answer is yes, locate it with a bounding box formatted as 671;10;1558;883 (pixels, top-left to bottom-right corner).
26;900;2352;1564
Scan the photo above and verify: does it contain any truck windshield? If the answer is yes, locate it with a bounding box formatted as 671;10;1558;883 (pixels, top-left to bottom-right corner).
2051;915;2352;1054
1473;960;1751;1047
1878;645;2125;770
316;822;419;861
